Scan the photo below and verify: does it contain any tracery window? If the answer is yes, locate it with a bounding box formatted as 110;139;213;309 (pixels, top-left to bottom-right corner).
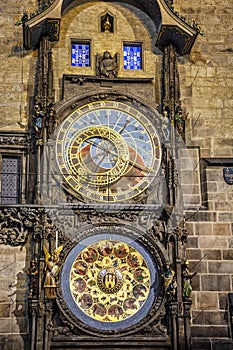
0;155;21;204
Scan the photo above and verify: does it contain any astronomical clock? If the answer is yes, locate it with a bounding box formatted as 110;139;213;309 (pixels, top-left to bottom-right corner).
55;100;162;203
14;0;200;349
52;95;167;341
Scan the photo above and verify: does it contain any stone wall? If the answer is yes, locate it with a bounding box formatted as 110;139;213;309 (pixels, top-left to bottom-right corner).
175;0;233;347
0;0;37;131
0;245;28;349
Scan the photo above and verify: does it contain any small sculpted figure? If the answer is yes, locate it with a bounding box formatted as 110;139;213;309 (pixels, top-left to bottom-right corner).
43;245;63;298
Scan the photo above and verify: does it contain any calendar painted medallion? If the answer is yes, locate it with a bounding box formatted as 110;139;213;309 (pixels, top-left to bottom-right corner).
56;100;161;203
70;240;150;322
60;233;160;331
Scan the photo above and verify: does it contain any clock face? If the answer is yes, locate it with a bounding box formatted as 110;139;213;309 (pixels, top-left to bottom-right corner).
56;100;161;202
69;240;150;323
60;233;160;331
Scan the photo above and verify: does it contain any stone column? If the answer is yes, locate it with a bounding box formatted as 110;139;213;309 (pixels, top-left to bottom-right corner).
167;302;179;350
183;300;192;350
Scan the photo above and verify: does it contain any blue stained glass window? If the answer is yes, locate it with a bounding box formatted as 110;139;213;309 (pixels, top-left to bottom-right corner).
123;44;142;70
71;43;90;67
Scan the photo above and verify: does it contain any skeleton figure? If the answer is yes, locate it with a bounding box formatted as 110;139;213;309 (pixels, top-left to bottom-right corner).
27;260;39;298
33;103;45;138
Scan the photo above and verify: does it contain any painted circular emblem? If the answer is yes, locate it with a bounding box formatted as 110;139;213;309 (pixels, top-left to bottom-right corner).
60;233;160;332
69;240;150;322
97;267;124;294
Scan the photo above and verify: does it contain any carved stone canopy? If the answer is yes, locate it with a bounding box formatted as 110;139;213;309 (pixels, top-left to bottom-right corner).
21;0;199;55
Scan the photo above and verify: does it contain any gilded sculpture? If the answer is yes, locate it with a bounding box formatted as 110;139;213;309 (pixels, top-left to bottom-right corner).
43;245;63;298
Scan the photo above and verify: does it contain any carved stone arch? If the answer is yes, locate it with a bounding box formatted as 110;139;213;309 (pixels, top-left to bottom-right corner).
61;0;162;30
22;0;199;54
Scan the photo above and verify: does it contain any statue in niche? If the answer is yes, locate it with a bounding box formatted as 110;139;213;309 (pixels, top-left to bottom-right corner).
101;13;114;33
182;260;197;299
33;103;45;138
96;51;119;78
174;105;189;139
43;245;63;298
162;261;177;301
46;102;57;135
103;16;111;33
26;259;39;299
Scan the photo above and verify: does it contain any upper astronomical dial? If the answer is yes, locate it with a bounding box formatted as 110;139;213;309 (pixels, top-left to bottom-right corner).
56;100;161;203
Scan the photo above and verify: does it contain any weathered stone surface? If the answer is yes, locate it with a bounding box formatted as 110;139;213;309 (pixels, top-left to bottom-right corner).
212;341;233;350
192;339;211;350
213;223;231;236
192;275;201;291
208;261;233;274
187;236;199;248
218;212;233;222
223;249;233;260
185;211;217;222
191;326;229;338
201;275;231;291
199;236;227;249
218;292;228;310
0;335;26;350
194;222;212;235
192;311;227;325
0;304;10;317
196;291;218;309
202;249;222;260
186;249;202;260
